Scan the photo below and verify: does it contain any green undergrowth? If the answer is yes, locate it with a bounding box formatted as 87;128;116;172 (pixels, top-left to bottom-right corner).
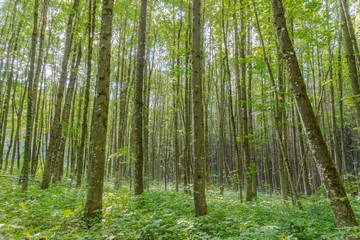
1;178;360;239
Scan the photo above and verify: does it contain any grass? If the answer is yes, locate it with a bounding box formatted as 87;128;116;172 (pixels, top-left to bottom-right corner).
1;178;360;239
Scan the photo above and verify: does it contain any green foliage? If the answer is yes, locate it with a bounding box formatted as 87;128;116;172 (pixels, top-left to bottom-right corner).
1;179;360;239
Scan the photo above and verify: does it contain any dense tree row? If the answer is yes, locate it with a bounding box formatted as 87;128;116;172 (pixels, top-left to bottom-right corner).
0;0;359;226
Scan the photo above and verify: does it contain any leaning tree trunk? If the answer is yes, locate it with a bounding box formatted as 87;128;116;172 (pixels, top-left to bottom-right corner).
271;0;357;227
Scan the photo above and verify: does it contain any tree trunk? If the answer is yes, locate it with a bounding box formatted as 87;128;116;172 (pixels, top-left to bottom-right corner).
84;0;114;221
339;0;360;128
53;44;82;182
233;0;243;200
337;34;348;176
30;0;50;179
20;0;39;191
41;0;80;189
134;0;148;196
192;0;208;216
77;0;97;188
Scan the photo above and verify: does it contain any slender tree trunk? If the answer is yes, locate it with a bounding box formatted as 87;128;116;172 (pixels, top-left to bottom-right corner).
297;112;312;195
53;44;82;182
20;0;39;191
337;34;348;176
10;83;26;175
4;76;18;172
182;0;193;195
339;0;360;128
192;0;208;216
30;0;49;179
173;1;183;192
328;50;340;172
84;0;114;221
0;1;28;170
41;0;80;189
134;0;148;196
184;32;191;194
77;0;96;188
339;0;360;71
237;0;252;201
247;27;257;198
113;21;127;188
233;0;243;200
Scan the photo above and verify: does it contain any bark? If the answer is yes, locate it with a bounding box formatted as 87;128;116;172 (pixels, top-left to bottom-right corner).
271;0;357;227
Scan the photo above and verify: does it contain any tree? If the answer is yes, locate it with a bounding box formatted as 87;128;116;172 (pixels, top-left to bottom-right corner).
77;0;97;188
20;0;39;191
339;0;360;128
134;0;148;196
270;0;357;227
192;0;208;216
41;0;80;189
30;0;50;180
84;0;114;220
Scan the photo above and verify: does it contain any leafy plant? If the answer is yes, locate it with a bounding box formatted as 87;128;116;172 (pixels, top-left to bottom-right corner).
1;178;359;239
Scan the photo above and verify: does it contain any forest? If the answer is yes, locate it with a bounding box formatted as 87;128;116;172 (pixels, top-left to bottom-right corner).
1;0;360;239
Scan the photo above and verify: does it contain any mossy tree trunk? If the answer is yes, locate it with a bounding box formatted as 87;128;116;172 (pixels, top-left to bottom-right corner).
84;0;114;221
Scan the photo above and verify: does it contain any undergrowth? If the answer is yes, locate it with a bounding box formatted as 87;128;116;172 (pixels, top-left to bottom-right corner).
0;178;359;239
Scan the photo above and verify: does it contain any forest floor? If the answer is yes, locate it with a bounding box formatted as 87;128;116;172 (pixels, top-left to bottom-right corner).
1;178;360;239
